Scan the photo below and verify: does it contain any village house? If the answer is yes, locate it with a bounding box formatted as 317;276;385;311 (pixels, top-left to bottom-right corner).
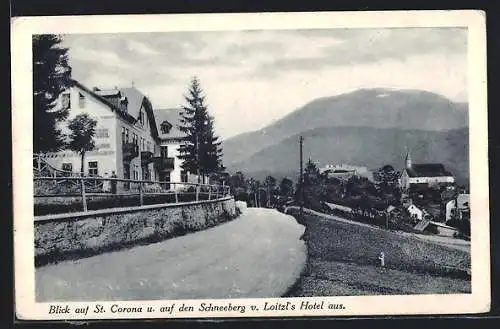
153;108;208;185
445;193;470;222
319;163;373;181
426;221;460;237
40;79;203;188
405;203;424;222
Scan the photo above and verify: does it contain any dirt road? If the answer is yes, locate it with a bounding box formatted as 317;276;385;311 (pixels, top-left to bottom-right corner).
36;208;307;301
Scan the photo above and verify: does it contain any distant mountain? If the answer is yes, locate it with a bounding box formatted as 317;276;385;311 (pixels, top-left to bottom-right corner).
222;88;468;165
227;126;469;186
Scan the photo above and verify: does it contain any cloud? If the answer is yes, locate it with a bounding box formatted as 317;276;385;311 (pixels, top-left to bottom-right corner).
251;28;467;78
126;39;159;56
59;28;467;139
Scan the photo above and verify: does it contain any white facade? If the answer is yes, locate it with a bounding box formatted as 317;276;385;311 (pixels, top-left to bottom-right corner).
40;81;213;189
445;194;470;221
406;204;423;220
43;85;120;177
400;170;455;190
42;83;162;183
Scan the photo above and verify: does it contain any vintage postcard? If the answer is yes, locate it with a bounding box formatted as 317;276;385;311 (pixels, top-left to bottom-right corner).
12;10;489;320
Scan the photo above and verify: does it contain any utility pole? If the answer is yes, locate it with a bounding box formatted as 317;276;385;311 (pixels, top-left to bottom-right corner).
196;133;201;184
267;184;271;208
299;136;304;217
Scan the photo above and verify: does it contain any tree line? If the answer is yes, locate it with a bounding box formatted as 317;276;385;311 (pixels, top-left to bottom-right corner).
225;171;295;209
299;159;402;214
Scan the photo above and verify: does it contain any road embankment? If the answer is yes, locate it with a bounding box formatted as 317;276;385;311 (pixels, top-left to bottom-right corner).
35;197;237;267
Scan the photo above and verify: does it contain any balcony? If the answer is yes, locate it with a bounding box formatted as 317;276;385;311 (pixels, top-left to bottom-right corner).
141;151;154;166
154;156;175;171
122;143;139;161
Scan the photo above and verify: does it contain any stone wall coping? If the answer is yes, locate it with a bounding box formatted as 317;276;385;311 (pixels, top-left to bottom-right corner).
35;196;234;223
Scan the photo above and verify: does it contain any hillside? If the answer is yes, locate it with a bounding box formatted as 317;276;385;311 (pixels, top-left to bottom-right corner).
286;208;470;297
222;88;468;165
227;126;469;186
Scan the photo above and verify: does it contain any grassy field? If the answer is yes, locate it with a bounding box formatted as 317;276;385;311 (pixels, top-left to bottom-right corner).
285;209;471;296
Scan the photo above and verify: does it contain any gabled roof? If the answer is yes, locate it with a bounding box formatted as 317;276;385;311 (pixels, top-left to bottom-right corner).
154;108;186;139
73;80;159;139
406;163;453;178
72;80;136;124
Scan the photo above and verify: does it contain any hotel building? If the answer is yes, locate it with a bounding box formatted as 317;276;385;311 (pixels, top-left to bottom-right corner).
41;79;202;186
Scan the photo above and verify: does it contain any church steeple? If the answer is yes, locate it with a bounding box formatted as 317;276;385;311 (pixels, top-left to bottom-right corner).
405;147;412;169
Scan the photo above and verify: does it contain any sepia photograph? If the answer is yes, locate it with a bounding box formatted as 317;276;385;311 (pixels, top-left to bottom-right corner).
12;10;489;319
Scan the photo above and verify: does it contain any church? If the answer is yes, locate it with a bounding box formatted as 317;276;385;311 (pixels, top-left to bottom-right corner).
399;150;455;191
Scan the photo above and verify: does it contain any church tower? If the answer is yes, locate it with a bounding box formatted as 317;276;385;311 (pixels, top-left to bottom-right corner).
405;147;412;169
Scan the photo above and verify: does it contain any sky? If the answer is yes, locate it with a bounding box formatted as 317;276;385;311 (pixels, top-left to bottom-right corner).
61;28;467;140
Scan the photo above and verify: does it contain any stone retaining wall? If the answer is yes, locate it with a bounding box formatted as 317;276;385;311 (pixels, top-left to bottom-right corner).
35;197;236;266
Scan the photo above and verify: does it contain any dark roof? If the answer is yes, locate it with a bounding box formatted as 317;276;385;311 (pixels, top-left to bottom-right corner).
406;163;453;177
119;87;146;120
154;108;186;139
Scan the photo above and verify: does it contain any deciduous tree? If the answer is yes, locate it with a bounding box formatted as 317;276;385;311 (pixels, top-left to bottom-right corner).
67;113;97;175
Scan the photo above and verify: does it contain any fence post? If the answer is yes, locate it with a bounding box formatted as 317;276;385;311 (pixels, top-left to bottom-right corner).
80;177;88;212
139;181;144;206
174;184;178;203
208;185;212;200
196;185;199;201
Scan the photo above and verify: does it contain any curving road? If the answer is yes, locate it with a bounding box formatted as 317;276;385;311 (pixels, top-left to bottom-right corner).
36;208;307;302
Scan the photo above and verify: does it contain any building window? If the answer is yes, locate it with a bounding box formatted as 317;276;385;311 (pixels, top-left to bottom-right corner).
161;146;168;158
61;92;71;109
132;133;138;146
140;137;145;151
78;92;86;108
95;128;109;138
139;110;145;125
62;163;72;172
147;141;151;152
88;161;98;176
142;166;150;181
181;170;188;183
121;127;129;144
161;121;172;134
133;165;139;180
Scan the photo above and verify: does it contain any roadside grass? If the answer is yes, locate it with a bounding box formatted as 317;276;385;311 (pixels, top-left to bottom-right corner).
285;210;471;296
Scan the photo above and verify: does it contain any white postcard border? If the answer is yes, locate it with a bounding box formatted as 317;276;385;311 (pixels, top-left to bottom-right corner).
12;10;490;320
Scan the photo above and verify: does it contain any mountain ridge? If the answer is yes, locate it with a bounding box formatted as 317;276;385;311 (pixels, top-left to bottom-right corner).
222;88;468;166
226;125;469;186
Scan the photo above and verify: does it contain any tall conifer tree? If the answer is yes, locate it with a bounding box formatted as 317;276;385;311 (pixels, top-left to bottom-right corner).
33;34;73;153
178;77;224;183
